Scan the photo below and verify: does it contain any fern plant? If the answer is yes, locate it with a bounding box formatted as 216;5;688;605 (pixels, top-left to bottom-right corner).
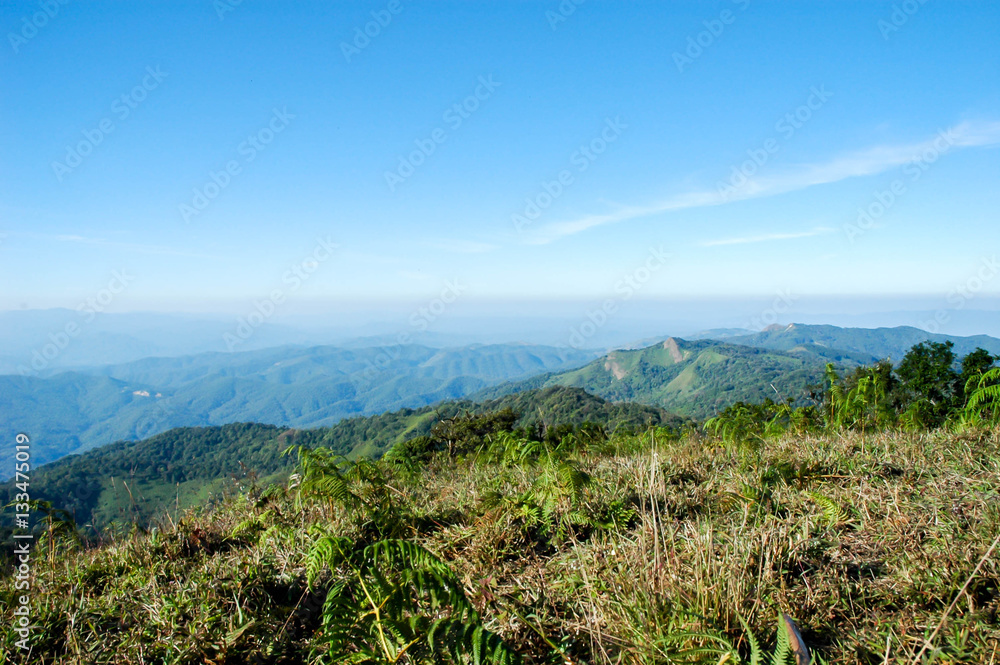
809;492;854;528
289;445;404;538
663;613;811;665
964;367;1000;424
826;363;895;433
824;363;846;429
738;613;811;665
479;438;596;544
533;458;593;540
305;534;520;664
476;432;543;468
705;403;766;450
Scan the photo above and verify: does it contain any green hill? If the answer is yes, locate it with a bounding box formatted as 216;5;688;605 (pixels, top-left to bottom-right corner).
477;327;1000;419
476;337;837;419
0;387;678;532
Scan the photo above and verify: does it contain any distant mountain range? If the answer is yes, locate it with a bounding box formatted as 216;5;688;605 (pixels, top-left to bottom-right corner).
719;323;1000;363
0;343;596;469
5;323;999;471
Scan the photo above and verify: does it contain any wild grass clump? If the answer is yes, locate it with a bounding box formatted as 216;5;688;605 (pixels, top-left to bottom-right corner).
2;422;999;664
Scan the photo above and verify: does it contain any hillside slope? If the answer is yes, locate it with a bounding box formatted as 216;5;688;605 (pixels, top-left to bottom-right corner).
478;326;1000;419
0;387;678;531
477;337;835;419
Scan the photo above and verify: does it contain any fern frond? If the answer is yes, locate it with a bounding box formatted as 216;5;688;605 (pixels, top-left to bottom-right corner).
363;539;454;580
555;461;591;500
772;614;790;665
737;614;762;665
427;618;521;665
966;367;1000;418
810;492;851;527
306;535;352;586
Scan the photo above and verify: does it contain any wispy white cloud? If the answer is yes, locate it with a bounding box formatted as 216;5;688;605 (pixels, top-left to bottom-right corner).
700;226;835;247
524;119;1000;245
425;238;499;254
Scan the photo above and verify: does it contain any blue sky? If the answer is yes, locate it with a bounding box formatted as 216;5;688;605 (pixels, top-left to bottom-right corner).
1;0;999;313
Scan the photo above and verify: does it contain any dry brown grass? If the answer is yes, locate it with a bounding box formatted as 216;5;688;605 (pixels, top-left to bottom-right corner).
2;427;998;663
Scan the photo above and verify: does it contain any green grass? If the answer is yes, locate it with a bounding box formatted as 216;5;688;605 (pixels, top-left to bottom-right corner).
3;425;998;664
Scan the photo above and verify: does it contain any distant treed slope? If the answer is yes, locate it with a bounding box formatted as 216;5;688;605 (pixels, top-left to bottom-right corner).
0;387;676;531
0;343;596;468
479;385;682;433
243;386;682;460
726;323;1000;363
479;338;834;419
0;373;203;468
3;423;294;531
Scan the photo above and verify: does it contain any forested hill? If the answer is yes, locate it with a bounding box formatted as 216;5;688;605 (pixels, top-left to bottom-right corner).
0;386;680;533
475;337;836;419
473;328;1000;421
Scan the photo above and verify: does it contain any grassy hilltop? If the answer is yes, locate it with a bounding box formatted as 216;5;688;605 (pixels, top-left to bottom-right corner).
1;424;997;663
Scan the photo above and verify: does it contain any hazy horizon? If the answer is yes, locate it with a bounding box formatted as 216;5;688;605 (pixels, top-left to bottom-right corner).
3;295;1000;369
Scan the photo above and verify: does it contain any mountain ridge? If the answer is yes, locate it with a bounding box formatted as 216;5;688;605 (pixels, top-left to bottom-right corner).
474;325;1000;418
0;343;598;469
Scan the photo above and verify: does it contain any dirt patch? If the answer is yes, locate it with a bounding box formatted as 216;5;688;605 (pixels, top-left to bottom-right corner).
604;355;627;380
663;337;683;363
